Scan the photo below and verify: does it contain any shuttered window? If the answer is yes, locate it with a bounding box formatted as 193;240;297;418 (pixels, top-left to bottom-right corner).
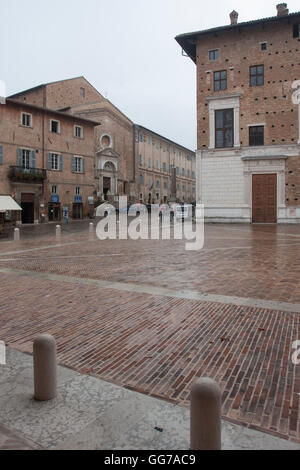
17;149;36;169
72;156;85;173
47;153;63;171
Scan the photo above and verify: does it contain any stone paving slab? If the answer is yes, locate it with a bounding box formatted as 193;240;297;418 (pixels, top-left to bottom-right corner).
0;424;41;450
0;349;299;450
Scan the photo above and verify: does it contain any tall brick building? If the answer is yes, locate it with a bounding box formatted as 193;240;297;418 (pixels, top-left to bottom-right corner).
10;77;196;209
0;98;97;223
176;3;300;223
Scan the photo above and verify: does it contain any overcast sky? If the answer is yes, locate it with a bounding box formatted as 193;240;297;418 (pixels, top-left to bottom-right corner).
1;0;299;150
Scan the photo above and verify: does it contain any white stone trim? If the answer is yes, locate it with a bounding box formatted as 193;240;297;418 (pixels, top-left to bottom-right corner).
298;103;300;144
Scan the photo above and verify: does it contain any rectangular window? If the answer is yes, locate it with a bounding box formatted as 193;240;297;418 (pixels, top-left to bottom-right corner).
51;153;59;170
187;169;190;177
249;126;264;146
74;125;83;138
192;171;195;179
156;160;159;169
73;156;84;173
80;87;85;98
250;65;264;86
138;154;142;165
209;49;219;61
156;180;160;188
148;158;151;168
215;109;233;148
22;149;31;169
261;42;267;50
293;24;299;38
182;168;185;176
214;70;227;91
162;162;167;172
75;186;81;195
163;181;168;189
139;173;144;185
0;145;3;165
52;185;58;194
21;112;32;127
176;167;179;175
47;153;62;171
50;120;60;134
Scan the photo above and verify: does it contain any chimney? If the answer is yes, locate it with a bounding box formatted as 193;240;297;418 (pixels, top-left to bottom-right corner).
276;3;289;16
230;10;239;25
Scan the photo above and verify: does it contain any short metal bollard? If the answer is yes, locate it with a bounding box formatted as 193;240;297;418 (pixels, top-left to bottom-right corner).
190;378;222;450
55;224;61;241
33;334;57;401
14;228;20;241
88;222;94;241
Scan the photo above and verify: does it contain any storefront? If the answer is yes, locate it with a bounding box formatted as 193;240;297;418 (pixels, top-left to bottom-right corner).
0;195;22;234
48;194;61;222
72;195;83;219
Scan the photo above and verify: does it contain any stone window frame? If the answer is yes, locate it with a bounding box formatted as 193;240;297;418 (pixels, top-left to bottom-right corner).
50;119;60;134
21;112;32;128
207;93;241;149
74;125;84;139
73;156;84;173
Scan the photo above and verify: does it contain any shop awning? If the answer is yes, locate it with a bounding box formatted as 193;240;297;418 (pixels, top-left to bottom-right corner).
0;195;22;212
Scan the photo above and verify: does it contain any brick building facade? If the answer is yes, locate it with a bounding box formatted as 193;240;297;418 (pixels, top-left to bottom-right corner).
176;4;300;223
135;125;196;204
10;77;196;208
0;98;97;223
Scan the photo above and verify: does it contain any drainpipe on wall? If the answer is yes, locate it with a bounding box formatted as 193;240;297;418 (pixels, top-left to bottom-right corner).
41;87;46;222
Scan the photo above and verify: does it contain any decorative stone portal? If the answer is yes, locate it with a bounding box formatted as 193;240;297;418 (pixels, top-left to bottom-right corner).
95;148;119;202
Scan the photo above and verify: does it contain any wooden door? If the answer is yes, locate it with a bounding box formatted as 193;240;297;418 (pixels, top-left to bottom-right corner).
252;174;277;223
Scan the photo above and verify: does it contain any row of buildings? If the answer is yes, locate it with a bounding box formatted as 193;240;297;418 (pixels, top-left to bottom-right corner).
176;3;300;223
0;77;196;224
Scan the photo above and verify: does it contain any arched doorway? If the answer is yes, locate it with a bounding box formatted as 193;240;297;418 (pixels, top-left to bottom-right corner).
103;161;116;200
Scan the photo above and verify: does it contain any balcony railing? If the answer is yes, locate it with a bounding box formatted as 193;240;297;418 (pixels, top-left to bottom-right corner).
8;166;47;183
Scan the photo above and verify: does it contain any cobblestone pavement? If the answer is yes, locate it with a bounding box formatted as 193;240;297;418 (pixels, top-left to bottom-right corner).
0;223;299;444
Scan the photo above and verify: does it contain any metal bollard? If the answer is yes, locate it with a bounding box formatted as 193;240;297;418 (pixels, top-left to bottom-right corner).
88;222;94;241
33;334;57;401
190;378;222;450
13;228;20;241
55;224;61;241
